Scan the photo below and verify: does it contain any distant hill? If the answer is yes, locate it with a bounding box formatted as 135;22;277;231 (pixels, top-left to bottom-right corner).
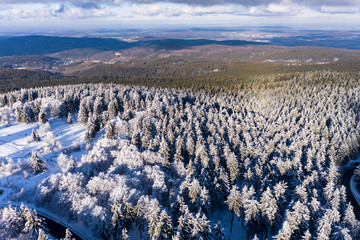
0;36;135;57
270;36;360;49
142;39;266;50
0;55;63;69
0;36;266;57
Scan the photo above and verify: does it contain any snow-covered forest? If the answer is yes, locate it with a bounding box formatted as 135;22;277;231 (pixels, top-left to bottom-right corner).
1;70;360;239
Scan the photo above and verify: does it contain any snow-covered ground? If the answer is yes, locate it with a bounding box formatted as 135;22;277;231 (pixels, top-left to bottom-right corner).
0;117;86;197
0;117;95;239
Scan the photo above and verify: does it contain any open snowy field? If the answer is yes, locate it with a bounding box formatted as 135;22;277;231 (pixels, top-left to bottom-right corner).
0;113;97;239
0;117;86;200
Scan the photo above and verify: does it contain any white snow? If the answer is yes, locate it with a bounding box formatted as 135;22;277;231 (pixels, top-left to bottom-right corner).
0;202;96;240
0;117;93;239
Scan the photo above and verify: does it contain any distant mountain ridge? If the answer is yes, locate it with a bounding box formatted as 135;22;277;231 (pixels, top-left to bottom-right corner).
0;35;266;57
0;36;134;57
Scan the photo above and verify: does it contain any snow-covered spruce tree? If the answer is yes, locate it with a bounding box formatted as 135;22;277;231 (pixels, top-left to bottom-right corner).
111;199;134;240
105;121;115;139
259;187;278;237
141;123;153;149
108;100;118;118
194;211;212;240
0;205;25;239
61;228;74;240
148;211;160;240
226;185;242;233
77;102;88;125
188;178;201;205
133;205;145;239
122;228;130;240
159;210;173;240
176;203;194;239
29;151;46;174
159;136;170;167
84;114;101;141
67;112;73;124
224;144;239;183
38;111;48;124
37;228;49;240
213;221;225;240
111;201;124;240
101;111;110;127
30;129;40;142
23;105;32;124
94;96;105;116
21;204;44;240
16;107;23;122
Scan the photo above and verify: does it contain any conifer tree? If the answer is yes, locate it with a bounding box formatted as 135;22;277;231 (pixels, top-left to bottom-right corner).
226;149;239;183
67;112;73;124
111;201;125;240
260;187;278;228
78;103;88;125
134;205;145;239
23;106;31;124
213;221;225;240
38;111;47;124
186;136;195;158
94;96;104;115
226;185;242;233
141;128;152;149
16;107;22;122
30;129;40;142
188;178;201;205
105;121;115;139
108;100;118;118
21;204;43;240
148;212;160;240
159;210;173;240
159;137;170;167
30;152;46;174
37;229;49;240
302;230;311;240
195;212;212;240
102;111;110;127
62;229;74;240
122;228;130;240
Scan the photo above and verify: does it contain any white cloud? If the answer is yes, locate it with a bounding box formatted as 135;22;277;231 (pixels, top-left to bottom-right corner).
319;6;359;14
266;3;291;13
0;0;358;27
129;2;299;17
3;4;115;19
169;4;245;16
131;3;168;16
244;0;301;15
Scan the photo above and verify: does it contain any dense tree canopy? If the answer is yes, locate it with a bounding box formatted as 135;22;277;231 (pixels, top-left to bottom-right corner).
1;70;360;239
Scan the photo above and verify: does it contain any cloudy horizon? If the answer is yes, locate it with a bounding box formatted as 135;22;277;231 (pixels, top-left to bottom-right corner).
0;0;359;32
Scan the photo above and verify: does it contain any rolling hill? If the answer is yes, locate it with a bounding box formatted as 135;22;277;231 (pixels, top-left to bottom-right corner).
0;36;265;57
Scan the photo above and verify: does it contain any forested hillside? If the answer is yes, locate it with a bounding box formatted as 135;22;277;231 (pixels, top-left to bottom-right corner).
0;36;264;57
2;59;360;94
0;71;360;239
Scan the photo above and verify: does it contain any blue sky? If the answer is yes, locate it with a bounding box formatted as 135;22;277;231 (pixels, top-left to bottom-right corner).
0;0;359;32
